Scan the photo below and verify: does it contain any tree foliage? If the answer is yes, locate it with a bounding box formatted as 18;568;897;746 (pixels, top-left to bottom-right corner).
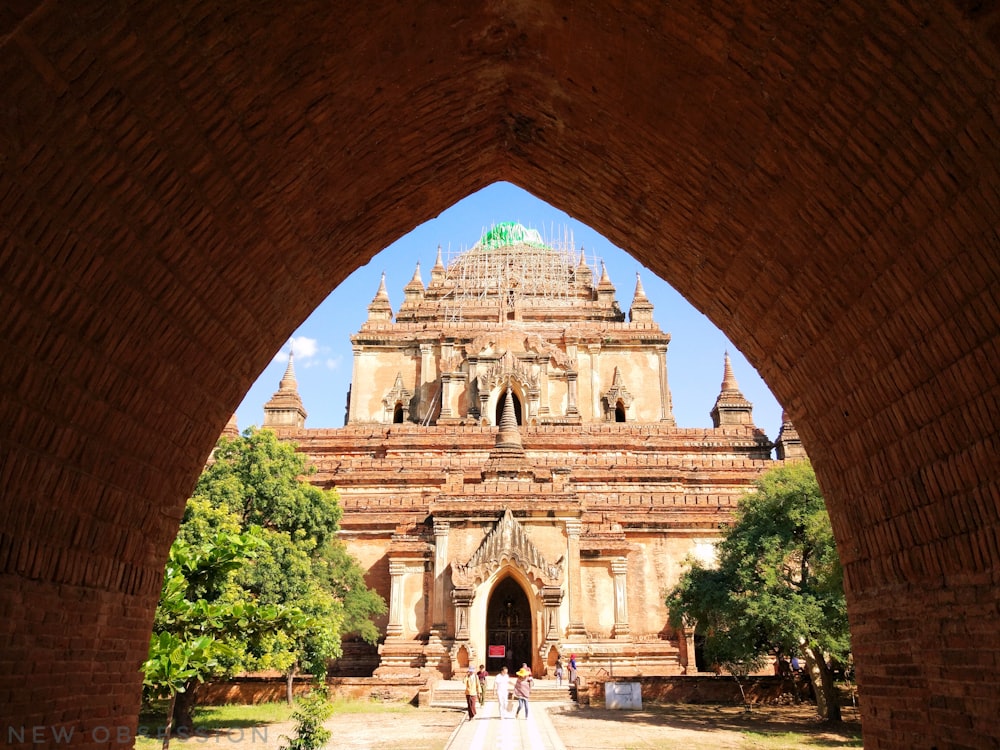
667;461;850;720
144;428;385;731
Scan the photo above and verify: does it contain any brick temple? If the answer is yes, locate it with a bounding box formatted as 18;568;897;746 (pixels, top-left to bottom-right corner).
250;223;805;679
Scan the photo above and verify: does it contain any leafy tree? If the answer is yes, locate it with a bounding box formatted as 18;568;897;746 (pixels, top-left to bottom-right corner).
142;531;274;746
667;461;849;721
146;427;385;728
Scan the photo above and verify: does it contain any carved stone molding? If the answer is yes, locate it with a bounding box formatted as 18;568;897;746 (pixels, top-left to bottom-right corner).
452;509;562;588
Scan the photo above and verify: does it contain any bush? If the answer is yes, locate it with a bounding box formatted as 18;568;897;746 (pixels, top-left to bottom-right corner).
280;688;333;750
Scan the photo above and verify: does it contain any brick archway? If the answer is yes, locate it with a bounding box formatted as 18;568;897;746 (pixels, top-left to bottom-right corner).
1;3;998;747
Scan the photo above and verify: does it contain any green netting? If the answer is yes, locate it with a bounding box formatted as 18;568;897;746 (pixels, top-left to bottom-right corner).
476;222;548;250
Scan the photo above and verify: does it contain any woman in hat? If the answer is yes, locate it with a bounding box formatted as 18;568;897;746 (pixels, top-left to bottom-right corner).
513;667;533;718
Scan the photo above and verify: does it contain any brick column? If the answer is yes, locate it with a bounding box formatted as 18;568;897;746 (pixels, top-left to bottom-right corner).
566;372;580;418
565;520;586;636
432;521;450;631
611;557;630;638
387;560;407;637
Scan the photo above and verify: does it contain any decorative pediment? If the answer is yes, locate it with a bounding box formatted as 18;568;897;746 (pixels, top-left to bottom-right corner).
469;330;571;370
602;367;633;419
382;373;413;412
452;509;562;588
477;351;538;392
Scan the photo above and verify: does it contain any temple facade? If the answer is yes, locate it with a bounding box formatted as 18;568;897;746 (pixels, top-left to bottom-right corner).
258;223;804;679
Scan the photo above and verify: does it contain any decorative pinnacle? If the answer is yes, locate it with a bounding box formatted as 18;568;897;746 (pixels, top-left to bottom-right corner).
280;348;298;391
374;271;389;301
721;352;739;393
495;388;523;450
633;272;649;300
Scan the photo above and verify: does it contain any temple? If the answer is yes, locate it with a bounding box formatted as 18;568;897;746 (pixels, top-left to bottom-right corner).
258;223;799;678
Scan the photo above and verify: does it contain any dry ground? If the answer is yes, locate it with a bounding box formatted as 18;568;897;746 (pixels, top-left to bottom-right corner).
143;703;862;750
547;704;863;750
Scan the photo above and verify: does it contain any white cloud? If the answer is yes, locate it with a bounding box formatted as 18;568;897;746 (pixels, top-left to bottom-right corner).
326;356;343;371
291;336;318;359
271;336;320;365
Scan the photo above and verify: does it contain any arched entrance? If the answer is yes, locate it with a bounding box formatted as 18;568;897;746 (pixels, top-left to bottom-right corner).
486;577;532;673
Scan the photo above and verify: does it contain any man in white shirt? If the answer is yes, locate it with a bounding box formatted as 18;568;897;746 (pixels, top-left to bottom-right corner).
493;666;511;718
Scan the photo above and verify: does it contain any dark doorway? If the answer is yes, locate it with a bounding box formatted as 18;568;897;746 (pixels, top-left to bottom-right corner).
393;403;404;423
495;389;523;425
615;401;626;422
486;577;532;674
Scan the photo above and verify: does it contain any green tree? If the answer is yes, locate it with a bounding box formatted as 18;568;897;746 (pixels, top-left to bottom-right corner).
667;461;849;721
142;530;276;746
148;427;385;725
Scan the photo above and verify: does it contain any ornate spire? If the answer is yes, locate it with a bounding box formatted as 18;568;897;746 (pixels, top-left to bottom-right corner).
721;351;739;392
495;388;523;450
406;262;423;288
397;262;425;320
775;409;807;461
429;245;446;287
598;261;613;288
366;272;393;322
280;350;298;391
482;386;535;480
221;412;239;440
263;346;308;429
629;272;654;322
710;352;753;427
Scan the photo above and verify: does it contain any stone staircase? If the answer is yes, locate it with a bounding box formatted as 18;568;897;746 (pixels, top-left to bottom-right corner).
430;678;575;709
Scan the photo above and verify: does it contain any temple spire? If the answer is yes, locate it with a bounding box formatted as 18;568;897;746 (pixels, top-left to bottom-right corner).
280;350;298;391
366;272;393;322
429;245;446;287
263;346;308;429
629;272;654;322
720;351;739;393
775;408;807;461
710;351;753;427
495;388;523;450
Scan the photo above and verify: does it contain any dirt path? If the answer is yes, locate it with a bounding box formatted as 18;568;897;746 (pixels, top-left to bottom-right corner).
546;704;863;750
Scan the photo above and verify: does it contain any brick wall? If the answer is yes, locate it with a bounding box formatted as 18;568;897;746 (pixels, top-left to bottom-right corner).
1;2;998;748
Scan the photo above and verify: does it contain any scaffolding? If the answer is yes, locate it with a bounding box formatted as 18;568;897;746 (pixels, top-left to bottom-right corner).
440;223;601;322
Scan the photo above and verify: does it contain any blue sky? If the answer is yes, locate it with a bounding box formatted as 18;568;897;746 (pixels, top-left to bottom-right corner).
236;182;784;440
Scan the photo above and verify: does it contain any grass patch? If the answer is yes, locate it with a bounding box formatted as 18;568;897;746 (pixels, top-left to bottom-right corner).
742;730;864;748
134;697;423;748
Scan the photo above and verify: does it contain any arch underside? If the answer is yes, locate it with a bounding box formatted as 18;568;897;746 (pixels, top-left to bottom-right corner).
1;2;999;747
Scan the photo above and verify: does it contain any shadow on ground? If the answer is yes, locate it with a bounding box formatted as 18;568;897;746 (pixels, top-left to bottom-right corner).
546;704;863;749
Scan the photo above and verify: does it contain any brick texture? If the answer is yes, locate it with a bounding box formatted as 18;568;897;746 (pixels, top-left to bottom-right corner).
1;1;999;747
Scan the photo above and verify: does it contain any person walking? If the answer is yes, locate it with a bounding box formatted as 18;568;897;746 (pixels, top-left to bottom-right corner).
476;664;488;703
513;667;533;719
463;666;478;720
569;654;577;684
494;665;511;718
554;658;564;686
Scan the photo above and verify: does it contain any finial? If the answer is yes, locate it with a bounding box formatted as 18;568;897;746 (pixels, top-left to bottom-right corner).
721;352;739;392
279;347;298;391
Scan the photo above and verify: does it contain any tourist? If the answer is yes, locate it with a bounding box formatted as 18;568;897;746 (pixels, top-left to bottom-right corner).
791;656;802;674
514;667;533;718
463;666;478;720
494;666;511;718
555;658;564;686
569;654;577;684
477;664;488;703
